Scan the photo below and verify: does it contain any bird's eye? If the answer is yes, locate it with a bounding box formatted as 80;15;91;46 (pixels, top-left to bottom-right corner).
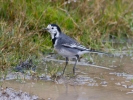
52;27;54;29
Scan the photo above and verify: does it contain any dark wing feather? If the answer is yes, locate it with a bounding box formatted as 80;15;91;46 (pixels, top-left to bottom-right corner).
62;43;90;51
59;33;90;51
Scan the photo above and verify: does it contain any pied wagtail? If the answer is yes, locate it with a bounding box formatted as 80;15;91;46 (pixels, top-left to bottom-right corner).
45;24;107;75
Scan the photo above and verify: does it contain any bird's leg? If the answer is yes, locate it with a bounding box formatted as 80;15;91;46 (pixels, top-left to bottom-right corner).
73;55;79;75
62;57;69;75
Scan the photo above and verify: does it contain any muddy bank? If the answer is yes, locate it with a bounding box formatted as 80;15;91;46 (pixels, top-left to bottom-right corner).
0;87;39;100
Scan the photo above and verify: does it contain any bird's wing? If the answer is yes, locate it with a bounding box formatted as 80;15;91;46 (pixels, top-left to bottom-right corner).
59;33;90;51
62;43;90;51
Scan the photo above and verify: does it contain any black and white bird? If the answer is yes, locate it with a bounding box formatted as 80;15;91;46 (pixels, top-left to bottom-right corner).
45;24;106;75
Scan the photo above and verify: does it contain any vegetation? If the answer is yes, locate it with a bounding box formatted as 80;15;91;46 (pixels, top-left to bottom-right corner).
0;0;133;71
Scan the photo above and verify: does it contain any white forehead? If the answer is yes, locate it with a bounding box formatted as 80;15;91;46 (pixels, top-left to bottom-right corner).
47;24;57;29
47;24;52;28
47;25;52;29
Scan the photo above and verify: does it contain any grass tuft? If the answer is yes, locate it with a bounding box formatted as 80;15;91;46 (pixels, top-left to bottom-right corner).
0;0;133;72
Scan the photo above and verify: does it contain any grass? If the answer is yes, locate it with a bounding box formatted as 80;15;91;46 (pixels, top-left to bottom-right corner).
0;0;133;72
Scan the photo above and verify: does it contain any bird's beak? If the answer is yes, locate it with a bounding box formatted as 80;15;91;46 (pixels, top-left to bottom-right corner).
44;28;48;30
40;28;49;33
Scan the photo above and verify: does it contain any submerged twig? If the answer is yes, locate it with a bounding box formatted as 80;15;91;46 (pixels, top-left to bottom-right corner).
43;57;114;70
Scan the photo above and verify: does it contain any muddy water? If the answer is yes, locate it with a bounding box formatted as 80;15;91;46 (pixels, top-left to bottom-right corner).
1;52;133;100
2;79;133;100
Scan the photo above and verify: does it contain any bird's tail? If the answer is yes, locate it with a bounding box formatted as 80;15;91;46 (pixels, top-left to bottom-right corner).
88;49;112;56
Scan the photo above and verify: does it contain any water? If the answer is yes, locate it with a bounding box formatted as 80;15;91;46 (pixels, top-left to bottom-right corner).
2;78;133;100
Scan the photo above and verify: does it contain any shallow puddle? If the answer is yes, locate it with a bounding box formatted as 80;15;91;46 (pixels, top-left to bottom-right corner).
1;50;133;100
2;78;133;100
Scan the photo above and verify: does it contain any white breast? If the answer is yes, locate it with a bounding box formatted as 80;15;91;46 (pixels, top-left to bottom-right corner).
55;48;76;58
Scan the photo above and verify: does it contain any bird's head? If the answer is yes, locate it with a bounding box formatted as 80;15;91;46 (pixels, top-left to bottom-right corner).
45;24;61;39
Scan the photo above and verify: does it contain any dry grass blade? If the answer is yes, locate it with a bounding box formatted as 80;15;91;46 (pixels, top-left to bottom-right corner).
57;7;80;30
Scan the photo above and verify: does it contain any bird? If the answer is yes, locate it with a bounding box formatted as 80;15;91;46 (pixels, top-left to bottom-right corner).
44;24;107;75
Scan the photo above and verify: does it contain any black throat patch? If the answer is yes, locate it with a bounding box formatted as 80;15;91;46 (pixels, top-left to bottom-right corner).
52;38;56;45
52;33;57;45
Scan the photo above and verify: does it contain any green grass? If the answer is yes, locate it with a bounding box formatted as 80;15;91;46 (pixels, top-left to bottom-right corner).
0;0;133;71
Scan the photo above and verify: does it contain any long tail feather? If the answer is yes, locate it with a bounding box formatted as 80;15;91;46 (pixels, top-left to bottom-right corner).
89;49;113;56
